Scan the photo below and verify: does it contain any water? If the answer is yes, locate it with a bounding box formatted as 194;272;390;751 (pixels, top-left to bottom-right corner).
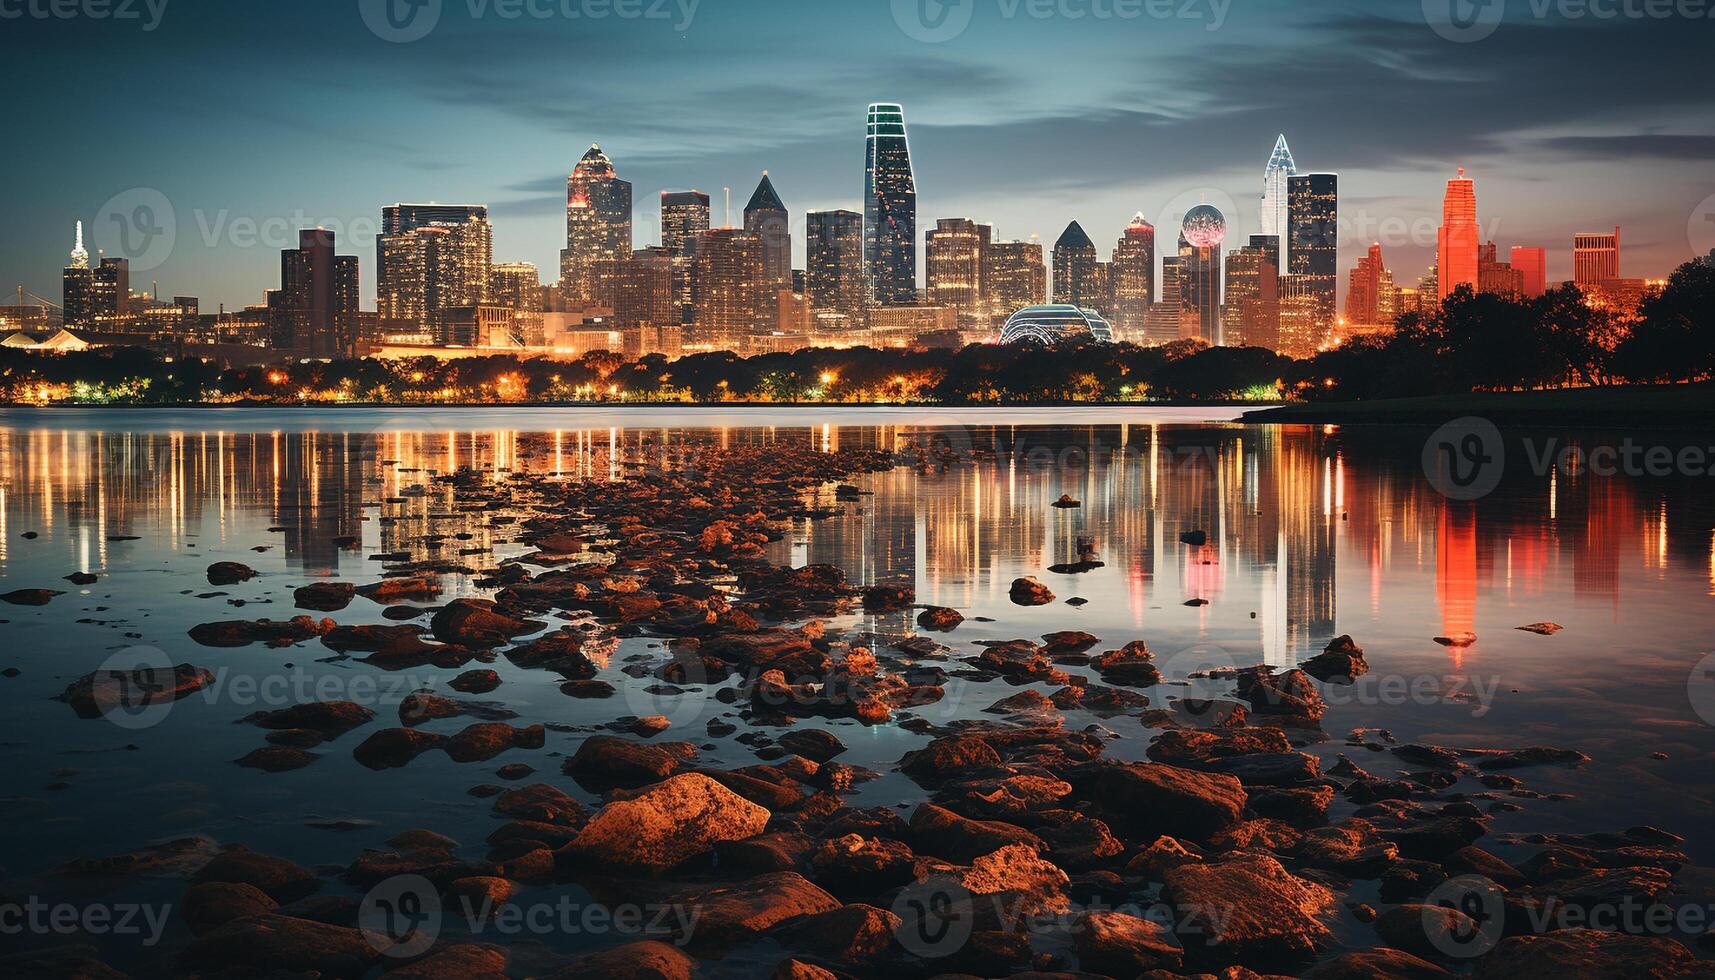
1;407;1712;967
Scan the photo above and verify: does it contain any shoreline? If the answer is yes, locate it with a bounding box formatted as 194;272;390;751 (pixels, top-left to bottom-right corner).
1240;383;1715;429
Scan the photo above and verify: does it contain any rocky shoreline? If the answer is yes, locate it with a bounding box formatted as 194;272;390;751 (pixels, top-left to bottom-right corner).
7;436;1711;979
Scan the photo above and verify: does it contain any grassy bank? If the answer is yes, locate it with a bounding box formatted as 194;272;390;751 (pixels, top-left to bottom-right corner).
1242;383;1715;428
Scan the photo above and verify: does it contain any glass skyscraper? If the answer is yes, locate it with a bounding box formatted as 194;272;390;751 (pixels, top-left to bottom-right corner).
560;144;633;304
1287;172;1338;330
864;103;917;306
1260;134;1296;269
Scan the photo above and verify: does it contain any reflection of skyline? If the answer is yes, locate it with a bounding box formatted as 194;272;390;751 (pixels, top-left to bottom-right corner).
2;424;1709;663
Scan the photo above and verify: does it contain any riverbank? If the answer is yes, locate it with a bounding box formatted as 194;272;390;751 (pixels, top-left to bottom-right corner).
1242;383;1715;428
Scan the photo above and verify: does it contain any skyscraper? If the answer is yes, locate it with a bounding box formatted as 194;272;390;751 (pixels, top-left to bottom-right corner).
1437;168;1479;301
90;257;130;324
864;103;917;306
690;228;766;352
1052;221;1100;307
1346;243;1387;325
1287;172;1337;334
925;218;988;327
561;144;632;303
1177;230;1222;346
1511;246;1547;298
1223;237;1279;349
488;262;541;313
981;238;1047;325
1110;214;1154;340
660;191;711;256
743;173;791;289
62;222;95;327
1573;227;1620;285
611;247;678;332
272;229;359;357
806;209;865;326
1260;134;1297;268
378;205;491;329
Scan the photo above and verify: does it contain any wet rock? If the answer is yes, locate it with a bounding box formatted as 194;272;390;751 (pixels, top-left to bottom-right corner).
545;940;695;980
900;734;1002;782
189;615;334;648
1073;909;1184;975
1301;634;1369;682
58;663;214;719
771;903;902;964
236;746;318;772
190;845;320;902
505;629;603;679
1162;853;1335;968
972;639;1067;683
180;880;279;935
917;605;964;631
2;588;65;605
1234;666;1327;723
1092;641;1161;687
184;913;377;977
293;581;355;611
947;842;1071;918
206;562;258;586
64;571;99;585
353;727;447;769
1009;577;1056;606
566;772;769;872
1180;529;1208;546
1470;746;1589;770
430;598;539;648
910;802;1044;863
666;872;842;950
778;728;846;762
356;576;442;603
1052;494;1081;508
445;722;545;763
1041;630;1100;655
1147;728;1319;787
386;944;509;980
451;669;501;693
1302;949;1451;979
563;735;695;791
1474;928;1702;978
1433;631;1477;648
861;582;916;610
1085;761;1246;843
1515;622;1563;635
1373;904;1480;962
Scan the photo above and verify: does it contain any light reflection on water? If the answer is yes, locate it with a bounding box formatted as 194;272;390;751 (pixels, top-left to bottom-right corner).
0;412;1713;958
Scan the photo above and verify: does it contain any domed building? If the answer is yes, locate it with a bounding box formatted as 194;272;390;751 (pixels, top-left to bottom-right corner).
998;304;1115;345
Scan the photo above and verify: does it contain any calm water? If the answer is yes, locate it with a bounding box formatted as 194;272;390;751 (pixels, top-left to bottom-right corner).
1;407;1713;965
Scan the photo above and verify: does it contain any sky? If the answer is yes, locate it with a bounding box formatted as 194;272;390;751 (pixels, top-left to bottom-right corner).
4;0;1714;311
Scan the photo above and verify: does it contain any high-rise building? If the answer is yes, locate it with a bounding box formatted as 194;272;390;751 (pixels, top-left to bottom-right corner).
1276;276;1324;358
1224;237;1279;349
560;144;632;302
378;206;491;329
1287;172;1337;335
1477;241;1523;299
1110;214;1154;340
1052;221;1100;307
981;238;1047;325
660;190;711;256
1510;246;1547;298
743;173;791;289
609;247;678;333
806;209;866;325
925;218;988;327
272;229;359;357
1573;227;1620;285
488;262;542;313
690;228;766;352
1346;243;1387;325
1177;230;1222;346
61;221;96;327
864;103;917;306
1436;168;1479;301
85;256;131;326
1260;134;1297;269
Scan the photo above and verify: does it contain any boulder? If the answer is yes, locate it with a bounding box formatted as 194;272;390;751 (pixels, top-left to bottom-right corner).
545;940;695;980
1073;909;1184;975
430;598;538;647
1474;928;1702;979
184;913;377;977
1008;577;1056;606
563;735;694;791
1162;853;1335;968
1086;761;1246;842
206;562;258;585
565;772;770;872
910;802;1043;863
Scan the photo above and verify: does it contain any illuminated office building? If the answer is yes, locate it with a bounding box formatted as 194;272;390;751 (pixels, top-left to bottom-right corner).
560;144;632;303
1110;214;1154;339
1052;220;1101;308
378;206;491;329
487;262;541;313
1287;172;1337;333
925;218;988;326
1574;227;1620;285
1437;169;1479;301
864;103;917;305
806;209;865;325
1259;134;1296;268
1511;246;1547;298
743;173;791;289
690;228;766;352
981;238;1047;324
1223;237;1279;349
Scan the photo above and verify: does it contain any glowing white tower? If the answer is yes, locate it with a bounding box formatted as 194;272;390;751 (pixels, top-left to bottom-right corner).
1259;134;1296;268
69;220;89;269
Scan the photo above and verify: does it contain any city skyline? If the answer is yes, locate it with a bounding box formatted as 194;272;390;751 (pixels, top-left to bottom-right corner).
6;0;1713;313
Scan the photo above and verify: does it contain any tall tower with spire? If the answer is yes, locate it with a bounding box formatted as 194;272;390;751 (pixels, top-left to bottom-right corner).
1052;221;1099;307
1436;167;1478;302
560;143;632;303
69;220;89;269
1260;134;1297;269
743;172;791;289
864;103;917;306
62;221;96;327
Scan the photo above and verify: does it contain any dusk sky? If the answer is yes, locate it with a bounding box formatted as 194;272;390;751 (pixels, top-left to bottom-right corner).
7;0;1713;310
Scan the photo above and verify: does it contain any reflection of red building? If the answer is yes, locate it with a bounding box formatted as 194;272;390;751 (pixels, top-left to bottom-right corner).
1437;503;1479;662
1575;479;1629;619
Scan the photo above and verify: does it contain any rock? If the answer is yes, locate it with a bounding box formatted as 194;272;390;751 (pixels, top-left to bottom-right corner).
546;940;695;980
1162;853;1335;968
916;606;964;631
911;802;1043;863
1474;928;1702;978
1302;634;1369;682
778;728;846;762
353;727;447;769
190;846;320;902
206;562;258;585
1515;622;1563;635
430;598;538;647
294;581;355;611
1125;835;1202;880
0;588;63;605
58;662;214;719
236;746;318;772
185;913;378;976
1376;904;1483;961
773;958;839;980
244;700;375;739
64;571;99;585
862;582;916;610
1470;746;1589;770
563;734;694;791
1009;577;1056;606
180;881;278;935
1433;631;1477;647
451;669;501;693
807;836;917;897
356;576;442;603
385;944;509;980
667;872;842;949
1234;667;1327;723
771;903;902;964
532;532;585;554
1180;529;1208;546
948;842;1071;918
1303;949;1452;979
1073;910;1184;975
1052;494;1081;508
445;722;545;763
506;628;605;679
900;734;1001;782
189;615;334;648
1086;761;1246;843
566;772;769;872
1041;630;1101;655
1092;642;1161;687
